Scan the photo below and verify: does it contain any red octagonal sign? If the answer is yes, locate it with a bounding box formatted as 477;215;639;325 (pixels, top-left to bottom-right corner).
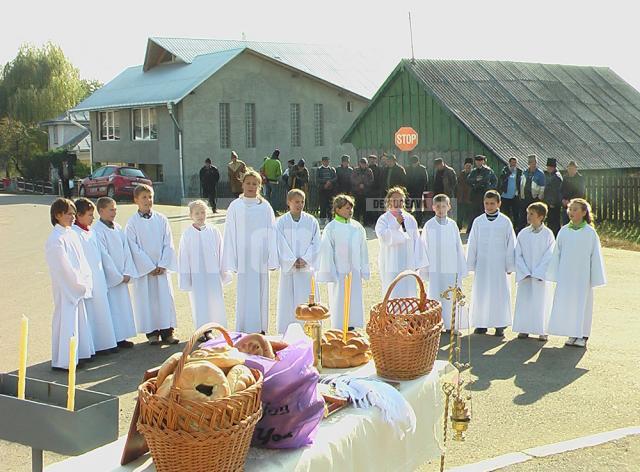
395;126;419;152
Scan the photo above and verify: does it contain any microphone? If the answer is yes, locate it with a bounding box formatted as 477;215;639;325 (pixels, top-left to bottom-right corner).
393;210;407;232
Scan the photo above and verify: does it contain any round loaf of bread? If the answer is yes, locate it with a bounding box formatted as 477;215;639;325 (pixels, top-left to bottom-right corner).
235;333;275;359
321;330;372;368
226;364;256;393
156;352;182;388
176;361;231;402
188;345;245;370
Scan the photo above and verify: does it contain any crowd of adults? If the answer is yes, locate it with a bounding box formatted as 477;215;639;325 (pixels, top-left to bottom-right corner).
198;150;586;235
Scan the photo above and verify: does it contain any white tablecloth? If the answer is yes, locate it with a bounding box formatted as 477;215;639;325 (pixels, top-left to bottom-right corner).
47;360;454;472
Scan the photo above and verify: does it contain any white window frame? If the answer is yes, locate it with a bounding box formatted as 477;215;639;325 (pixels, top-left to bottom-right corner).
245;103;256;148
290;103;301;147
314;104;324;146
219;103;231;148
99;110;120;141
132;107;158;141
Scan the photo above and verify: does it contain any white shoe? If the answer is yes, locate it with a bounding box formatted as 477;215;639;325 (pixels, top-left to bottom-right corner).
565;337;577;346
573;338;587;348
538;335;548;341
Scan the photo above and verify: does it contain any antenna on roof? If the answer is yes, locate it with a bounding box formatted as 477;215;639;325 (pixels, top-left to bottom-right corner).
241;32;247;41
408;12;416;64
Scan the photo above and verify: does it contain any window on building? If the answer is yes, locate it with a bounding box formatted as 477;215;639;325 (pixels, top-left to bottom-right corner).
314;104;324;146
219;103;231;148
346;101;354;112
138;163;164;182
52;126;59;145
99;110;120;141
245;103;256;148
132;108;158;140
290;103;301;147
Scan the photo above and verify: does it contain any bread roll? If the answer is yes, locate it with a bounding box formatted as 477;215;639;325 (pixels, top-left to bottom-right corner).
321;330;372;368
156;353;182;387
235;333;276;359
176;361;230;402
226;364;255;393
188;345;245;370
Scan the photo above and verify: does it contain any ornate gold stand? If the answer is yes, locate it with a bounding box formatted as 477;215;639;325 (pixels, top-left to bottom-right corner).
295;294;330;368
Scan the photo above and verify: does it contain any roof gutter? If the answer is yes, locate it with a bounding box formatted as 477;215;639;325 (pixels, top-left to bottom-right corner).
167;102;185;201
66;112;93;172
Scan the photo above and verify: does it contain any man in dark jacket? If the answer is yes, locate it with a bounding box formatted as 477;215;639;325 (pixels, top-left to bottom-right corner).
350;157;374;224
316;156;337;224
199;158;220;212
433;158;457;197
467;155;498;231
405;155;428;225
561;160;586;225
543;158;563;236
366;154;383;225
58;154;77;199
336;154;354;194
457;157;473;232
383;154;406;192
498;157;523;229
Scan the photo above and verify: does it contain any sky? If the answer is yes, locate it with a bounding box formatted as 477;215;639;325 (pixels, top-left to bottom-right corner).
1;0;639;91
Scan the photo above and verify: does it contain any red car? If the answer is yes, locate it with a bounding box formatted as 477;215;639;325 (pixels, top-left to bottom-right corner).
79;165;153;200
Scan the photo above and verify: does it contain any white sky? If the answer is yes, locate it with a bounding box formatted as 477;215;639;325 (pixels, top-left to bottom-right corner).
1;0;638;91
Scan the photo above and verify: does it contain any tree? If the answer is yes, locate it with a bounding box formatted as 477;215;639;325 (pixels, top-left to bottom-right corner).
0;117;46;177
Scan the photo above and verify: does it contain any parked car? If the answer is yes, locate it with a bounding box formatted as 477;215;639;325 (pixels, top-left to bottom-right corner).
79;165;153;200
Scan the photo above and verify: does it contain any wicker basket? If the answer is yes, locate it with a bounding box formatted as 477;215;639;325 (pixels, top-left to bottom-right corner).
367;270;443;380
137;323;263;472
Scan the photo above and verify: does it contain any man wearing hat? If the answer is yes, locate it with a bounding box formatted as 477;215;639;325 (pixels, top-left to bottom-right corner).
199;157;220;212
466;155;498;231
519;154;546;231
405;155;429;225
316;156;337;225
336;154;354;194
543;158;564;236
457;157;474;231
350;156;374;223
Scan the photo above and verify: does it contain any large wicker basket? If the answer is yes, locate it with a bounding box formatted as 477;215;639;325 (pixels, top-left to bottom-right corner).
137;323;263;472
367;270;443;380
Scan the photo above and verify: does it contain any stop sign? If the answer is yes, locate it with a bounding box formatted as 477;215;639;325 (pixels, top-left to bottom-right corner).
395;127;419;151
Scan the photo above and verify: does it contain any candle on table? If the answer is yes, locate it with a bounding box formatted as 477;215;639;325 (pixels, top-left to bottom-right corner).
310;275;315;298
67;336;77;411
342;273;352;343
17;315;28;400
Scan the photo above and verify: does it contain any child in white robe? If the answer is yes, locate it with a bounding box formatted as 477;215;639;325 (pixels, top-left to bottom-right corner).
421;194;468;331
513;202;555;341
93;197;137;348
178;200;230;334
467;190;516;337
276;189;322;333
72;198;118;353
222;169;279;333
45;198;95;370
376;186;428;298
546;198;606;348
317;194;370;329
126;184;179;345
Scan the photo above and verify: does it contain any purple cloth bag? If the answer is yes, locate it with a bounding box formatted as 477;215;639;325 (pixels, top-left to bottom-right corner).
202;333;325;449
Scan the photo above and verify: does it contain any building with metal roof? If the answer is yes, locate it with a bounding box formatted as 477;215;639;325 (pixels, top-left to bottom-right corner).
39;111;91;163
342;59;640;173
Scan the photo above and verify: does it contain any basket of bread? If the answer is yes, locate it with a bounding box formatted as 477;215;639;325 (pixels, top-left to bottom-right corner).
367;270;443;380
137;323;263;472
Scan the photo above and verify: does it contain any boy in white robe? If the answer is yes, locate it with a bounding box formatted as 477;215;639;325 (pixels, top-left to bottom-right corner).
421;194;468;331
72;198;118;353
467;190;516;336
45;198;95;370
513;202;555;341
546;198;606;348
276;189;322;333
317;194;370;329
376;186;428;299
126;184;179;345
94;197;137;348
222;169;279;333
179;200;230;335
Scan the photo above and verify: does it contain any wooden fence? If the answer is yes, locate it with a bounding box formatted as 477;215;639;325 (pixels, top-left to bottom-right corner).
585;175;640;224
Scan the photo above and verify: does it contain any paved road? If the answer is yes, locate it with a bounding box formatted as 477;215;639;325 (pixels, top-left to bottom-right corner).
1;193;638;471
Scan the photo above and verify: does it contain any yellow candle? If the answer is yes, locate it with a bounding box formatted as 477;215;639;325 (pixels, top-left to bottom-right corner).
310;275;315;298
342;273;352;343
17;315;28;400
67;336;77;411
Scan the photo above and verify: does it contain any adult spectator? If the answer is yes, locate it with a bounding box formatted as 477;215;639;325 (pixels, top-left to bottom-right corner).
366;154;383;225
58;154;76;199
262;149;283;205
456;157;473;232
433;158;457;197
466;154;497;231
383;154;406;192
498;157;523;229
282;159;296;189
405;155;428;225
227;151;246;198
336;154;354;194
519;154;545;230
543;158;563;236
350;157;374;224
316;156;337;224
199;158;220;212
290;159;309;194
561;160;586;225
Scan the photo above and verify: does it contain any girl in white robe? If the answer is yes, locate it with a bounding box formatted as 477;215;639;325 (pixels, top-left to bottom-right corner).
376;186;428;299
223;169;279;333
467;191;516;335
317;194;370;329
93;197;138;345
179;200;231;331
126;186;179;344
276;189;322;333
72;198;117;352
45;198;95;369
513;202;555;340
546;199;606;348
421;194;469;331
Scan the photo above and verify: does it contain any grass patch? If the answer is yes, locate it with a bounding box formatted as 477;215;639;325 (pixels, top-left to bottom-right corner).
596;221;640;251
